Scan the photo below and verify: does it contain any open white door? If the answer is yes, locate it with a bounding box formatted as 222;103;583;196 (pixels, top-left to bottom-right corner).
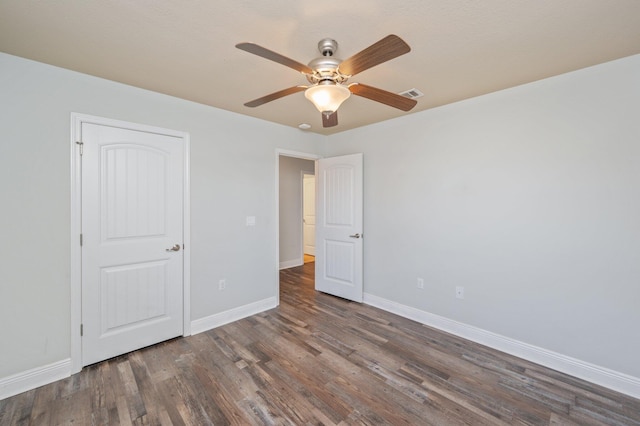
315;153;363;302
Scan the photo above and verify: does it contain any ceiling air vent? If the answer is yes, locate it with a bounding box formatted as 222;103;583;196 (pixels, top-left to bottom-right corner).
399;88;424;99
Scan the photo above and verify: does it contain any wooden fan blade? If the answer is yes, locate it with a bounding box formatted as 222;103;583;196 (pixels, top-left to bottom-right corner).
244;86;306;108
349;83;417;111
322;112;338;128
339;35;410;76
236;42;313;74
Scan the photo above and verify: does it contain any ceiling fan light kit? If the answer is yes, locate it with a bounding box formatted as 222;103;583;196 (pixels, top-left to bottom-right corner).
304;82;351;115
236;34;417;128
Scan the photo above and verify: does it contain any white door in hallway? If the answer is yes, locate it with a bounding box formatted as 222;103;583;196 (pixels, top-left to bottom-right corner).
315;153;363;302
81;122;184;366
303;173;316;256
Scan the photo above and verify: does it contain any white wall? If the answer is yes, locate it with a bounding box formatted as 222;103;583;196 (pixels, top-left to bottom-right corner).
321;54;640;379
0;52;323;379
279;156;315;268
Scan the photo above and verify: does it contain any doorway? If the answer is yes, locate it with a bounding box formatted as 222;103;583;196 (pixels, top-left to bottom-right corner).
70;113;191;373
276;150;363;304
278;153;316;269
276;150;319;304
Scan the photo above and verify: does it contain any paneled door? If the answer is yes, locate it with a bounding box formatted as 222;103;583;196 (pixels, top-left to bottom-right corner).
315;153;363;302
81;122;184;366
303;173;316;256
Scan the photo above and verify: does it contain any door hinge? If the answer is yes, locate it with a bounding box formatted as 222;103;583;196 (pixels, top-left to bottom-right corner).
76;141;84;156
80;324;83;336
80;233;83;246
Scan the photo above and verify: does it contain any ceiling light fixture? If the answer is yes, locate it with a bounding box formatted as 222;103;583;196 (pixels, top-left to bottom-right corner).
237;35;416;128
304;82;351;115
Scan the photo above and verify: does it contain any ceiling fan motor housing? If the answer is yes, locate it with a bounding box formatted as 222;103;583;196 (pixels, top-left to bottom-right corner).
307;38;349;85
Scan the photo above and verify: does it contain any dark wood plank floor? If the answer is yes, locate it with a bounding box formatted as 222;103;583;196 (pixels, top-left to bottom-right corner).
2;262;639;425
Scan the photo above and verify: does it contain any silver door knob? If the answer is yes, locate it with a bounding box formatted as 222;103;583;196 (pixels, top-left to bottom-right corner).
166;244;181;252
349;233;361;239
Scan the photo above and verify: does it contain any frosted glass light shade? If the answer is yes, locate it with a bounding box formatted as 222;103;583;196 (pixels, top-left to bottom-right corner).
304;84;351;113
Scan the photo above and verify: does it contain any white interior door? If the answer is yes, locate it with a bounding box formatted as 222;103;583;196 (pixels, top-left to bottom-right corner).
81;122;184;366
303;173;316;256
315;153;363;302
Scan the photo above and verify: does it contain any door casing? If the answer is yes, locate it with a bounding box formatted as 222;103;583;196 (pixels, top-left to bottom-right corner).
70;113;191;373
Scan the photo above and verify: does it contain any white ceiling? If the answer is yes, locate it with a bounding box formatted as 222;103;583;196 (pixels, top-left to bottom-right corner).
1;0;639;135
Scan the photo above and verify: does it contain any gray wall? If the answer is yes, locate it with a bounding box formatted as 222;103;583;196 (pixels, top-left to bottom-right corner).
2;49;639;386
279;156;315;268
0;52;323;378
321;54;640;378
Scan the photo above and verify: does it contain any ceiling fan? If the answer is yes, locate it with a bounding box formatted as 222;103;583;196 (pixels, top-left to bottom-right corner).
236;35;418;128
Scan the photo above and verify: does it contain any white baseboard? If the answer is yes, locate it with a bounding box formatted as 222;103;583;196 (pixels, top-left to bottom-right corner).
363;293;640;400
191;296;278;335
2;298;278;400
279;258;303;270
1;297;278;400
0;358;71;400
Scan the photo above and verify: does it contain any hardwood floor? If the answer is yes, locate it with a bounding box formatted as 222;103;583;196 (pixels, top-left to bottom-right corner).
2;263;639;425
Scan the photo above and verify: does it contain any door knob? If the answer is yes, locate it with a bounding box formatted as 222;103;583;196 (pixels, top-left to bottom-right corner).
166;244;181;252
349;233;361;239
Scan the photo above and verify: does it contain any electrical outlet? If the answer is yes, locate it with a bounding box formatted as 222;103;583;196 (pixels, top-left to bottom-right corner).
456;286;464;299
417;278;424;289
219;279;226;290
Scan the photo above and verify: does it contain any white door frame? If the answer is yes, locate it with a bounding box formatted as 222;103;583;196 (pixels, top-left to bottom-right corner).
70;113;191;374
275;149;320;305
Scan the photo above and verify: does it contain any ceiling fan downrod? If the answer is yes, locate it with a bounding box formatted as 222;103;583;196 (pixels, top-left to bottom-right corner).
318;38;338;57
